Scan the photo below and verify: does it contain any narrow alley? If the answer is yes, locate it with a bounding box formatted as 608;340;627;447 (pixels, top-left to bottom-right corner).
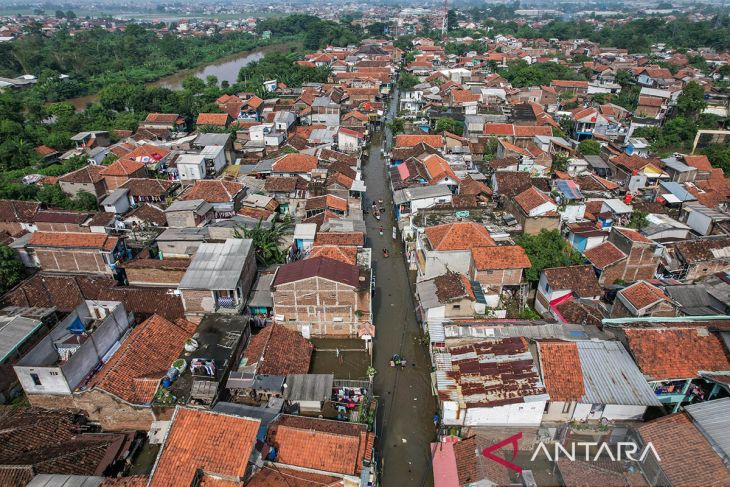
365;90;437;487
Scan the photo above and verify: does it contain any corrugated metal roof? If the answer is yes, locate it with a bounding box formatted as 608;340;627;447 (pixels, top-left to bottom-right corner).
429;322;445;343
576;340;661;406
443;322;586;340
0;315;45;363
685;397;730;463
179;238;252;290
284;373;333;402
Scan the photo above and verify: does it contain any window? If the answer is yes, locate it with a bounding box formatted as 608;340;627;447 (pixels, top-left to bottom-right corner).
50;371;59;376
452;304;461;310
30;373;42;386
562;402;571;414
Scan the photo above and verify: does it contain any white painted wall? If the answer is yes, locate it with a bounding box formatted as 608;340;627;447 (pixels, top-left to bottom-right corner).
464;401;546;426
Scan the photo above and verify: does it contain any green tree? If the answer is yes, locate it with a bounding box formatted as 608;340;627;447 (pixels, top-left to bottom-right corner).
435;118;465;136
387;118;405;135
234;218;291;266
552;152;570;172
676;81;707;119
515;230;584;282
397;72;420;91
577;139;601;155
55;10;65;18
0;245;23;294
628;209;649;230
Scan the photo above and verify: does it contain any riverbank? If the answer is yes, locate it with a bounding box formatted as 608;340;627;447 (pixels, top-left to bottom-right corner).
67;40;299;111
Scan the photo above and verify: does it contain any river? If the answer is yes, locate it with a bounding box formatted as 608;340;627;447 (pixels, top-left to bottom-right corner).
67;44;284;111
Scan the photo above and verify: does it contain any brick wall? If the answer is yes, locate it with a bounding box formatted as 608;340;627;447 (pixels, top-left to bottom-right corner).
181;289;215;314
32;248;110;274
475;268;522;288
125;267;186;287
686;260;730;282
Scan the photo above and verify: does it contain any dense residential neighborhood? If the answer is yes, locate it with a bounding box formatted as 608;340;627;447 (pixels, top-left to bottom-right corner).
0;2;730;486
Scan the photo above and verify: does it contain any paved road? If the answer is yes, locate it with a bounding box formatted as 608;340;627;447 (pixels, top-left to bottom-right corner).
366;90;436;487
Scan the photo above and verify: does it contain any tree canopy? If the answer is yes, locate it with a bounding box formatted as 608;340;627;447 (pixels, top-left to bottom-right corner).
515;230;584;282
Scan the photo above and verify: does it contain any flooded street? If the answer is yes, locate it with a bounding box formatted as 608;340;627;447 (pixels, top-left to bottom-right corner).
367;89;437;486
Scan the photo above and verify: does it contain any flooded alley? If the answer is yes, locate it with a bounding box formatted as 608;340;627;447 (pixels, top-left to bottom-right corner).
366;90;437;487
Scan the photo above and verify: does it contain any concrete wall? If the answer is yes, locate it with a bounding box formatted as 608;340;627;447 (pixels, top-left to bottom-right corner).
464;401;546;426
158;240;203;258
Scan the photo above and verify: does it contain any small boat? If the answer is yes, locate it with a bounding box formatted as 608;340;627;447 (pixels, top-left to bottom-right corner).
383;249;389;258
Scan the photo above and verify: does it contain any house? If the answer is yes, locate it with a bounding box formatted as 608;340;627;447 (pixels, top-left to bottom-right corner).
416;272;483;322
13;300;131;402
174;154;207;181
24;232;126;275
242;323;313;376
416;222;496;279
271;153;318;179
610;281;677;318
273;110;296;132
119;178;173;206
0;408;135;483
311;96;341;125
338;127;365;153
265;415;375;478
0;199;40;236
505;186;560;234
637;405;730;487
272;256;371;337
603;226;662;283
148;407;259;486
0;306;58;403
53;314;196;430
70;131;110;149
470;245;531;300
534;265;602;317
58;164;107;199
164;199;214;228
121;257;190;288
583;240;627;286
666;237;730;281
304;194;348;218
99;159;148;191
196;112;230;128
436;338;549;426
179;179;245;218
33;210;91;233
622;326;730;412
101;188;130;214
538;340;661;423
140;112;186;132
122;203;166;228
178;239;257;320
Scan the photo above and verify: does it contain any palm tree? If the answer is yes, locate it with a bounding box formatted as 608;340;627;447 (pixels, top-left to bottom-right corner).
234;216;291;266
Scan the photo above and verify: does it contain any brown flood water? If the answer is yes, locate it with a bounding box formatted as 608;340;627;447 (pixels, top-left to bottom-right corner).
67;43;290;111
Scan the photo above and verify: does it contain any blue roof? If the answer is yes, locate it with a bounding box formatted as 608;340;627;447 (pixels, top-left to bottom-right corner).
556;179;583;200
659;181;697;202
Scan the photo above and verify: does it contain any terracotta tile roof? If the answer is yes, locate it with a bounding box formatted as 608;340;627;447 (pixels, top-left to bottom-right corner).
543;265;602;297
123;144;171;163
338;126;364;139
120;178;172;197
28;232;118;251
451;89;481;103
610;153;659;173
309;245;358;265
59;164;106;184
100;476;148;487
305;195;348;212
196;113;230;126
557;459;637;487
638;95;664;107
683;155;713;171
266;415;373;475
181;180;244;203
149;408;259;486
34;210;89;224
453;437;510;487
394;134;443;148
493;171;532;198
424;222;495;251
100;159;146;177
87;314;195;404
459;175;492;196
471;245;531;270
514;186;555;214
554;299;605;328
551;80;589;88
624;328;730;380
0;200;40;223
613;226;653;244
673;237;730;264
638;412;730;487
34;145;58;156
246;467;342;487
584;241;626;269
263;176;298;193
273;256;359;288
618;281;669;311
433;272;475;303
538;341;584;401
422;154;459;184
314;232;364;247
123;203;167;226
145;113;180;123
272;153;318;173
244;323;313;375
